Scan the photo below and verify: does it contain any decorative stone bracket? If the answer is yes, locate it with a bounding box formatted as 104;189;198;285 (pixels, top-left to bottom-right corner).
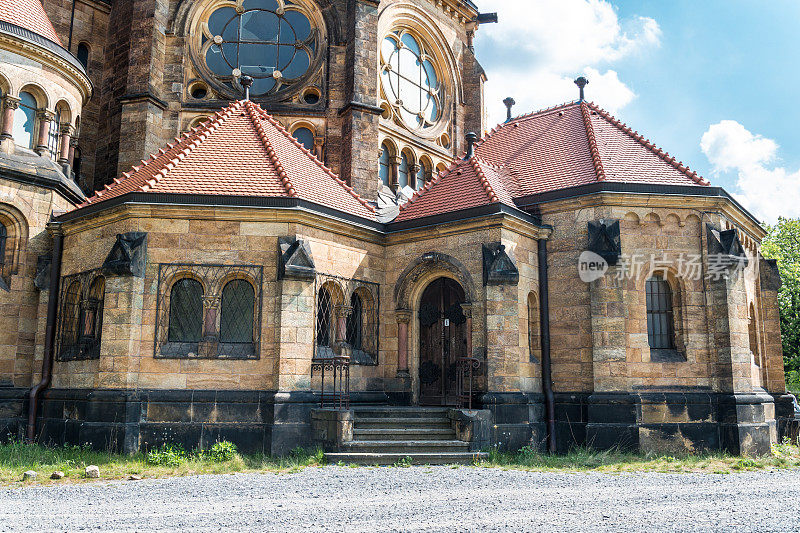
587;219;621;266
278;235;315;280
482;242;519;285
706;224;748;269
101;232;148;277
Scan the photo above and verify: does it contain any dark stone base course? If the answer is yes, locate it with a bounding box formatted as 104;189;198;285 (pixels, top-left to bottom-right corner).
478;392;545;451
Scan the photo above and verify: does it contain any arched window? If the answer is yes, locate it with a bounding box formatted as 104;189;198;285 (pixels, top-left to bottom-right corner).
76;43;90;69
645;275;675;350
0;224;6;270
380;30;442;130
79;276;105;357
200;0;318;97
13;92;37;149
346;292;363;350
416;159;431;189
748;303;759;363
59;281;82;358
379;143;391;186
73;146;82;179
316;286;331;348
398;151;410;189
292;127;314;152
47;109;61;161
220;279;255;343
168;278;204;344
528;292;540;363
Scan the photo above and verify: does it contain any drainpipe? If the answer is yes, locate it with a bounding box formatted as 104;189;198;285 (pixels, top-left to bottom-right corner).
538;238;556;453
27;222;64;442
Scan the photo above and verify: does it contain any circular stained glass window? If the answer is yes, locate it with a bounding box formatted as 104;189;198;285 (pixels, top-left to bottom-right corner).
380;31;443;131
199;0;318;97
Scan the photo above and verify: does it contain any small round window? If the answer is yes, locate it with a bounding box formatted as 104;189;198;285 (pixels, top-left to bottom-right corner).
197;0;319;97
380;30;443;131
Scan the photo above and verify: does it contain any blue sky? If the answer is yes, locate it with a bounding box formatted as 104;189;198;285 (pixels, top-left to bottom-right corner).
472;0;800;223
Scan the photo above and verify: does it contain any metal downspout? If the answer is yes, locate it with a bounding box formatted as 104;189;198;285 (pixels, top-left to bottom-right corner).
27;222;63;442
538;238;556;453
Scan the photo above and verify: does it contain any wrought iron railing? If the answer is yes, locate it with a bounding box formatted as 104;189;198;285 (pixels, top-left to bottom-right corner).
311;355;350;410
456;357;482;409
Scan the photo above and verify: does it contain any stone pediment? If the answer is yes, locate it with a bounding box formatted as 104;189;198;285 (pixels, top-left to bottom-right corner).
102;232;148;277
482;242;519;285
588;219;621;266
278;236;316;280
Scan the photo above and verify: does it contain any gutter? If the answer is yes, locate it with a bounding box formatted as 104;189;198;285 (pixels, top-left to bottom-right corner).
538;238;556;453
27;222;64;442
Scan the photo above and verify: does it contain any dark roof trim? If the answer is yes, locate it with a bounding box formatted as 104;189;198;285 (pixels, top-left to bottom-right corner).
513;182;763;228
54;192;550;234
0;20;89;81
0;165;85;205
386;202;545;233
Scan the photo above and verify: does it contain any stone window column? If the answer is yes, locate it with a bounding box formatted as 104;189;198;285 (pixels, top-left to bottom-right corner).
68;137;78;167
0;96;20;153
313;135;324;161
58;123;74;166
334;304;352;354
35;110;54;156
408;162;419;189
390;155;401;188
396;309;411;373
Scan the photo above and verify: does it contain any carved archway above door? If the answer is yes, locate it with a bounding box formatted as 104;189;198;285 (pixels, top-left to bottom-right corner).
394;252;477;310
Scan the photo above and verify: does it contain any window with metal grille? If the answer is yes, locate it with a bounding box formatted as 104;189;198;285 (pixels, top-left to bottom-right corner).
316;286;332;357
155;264;263;359
56;271;105;361
646;275;675;350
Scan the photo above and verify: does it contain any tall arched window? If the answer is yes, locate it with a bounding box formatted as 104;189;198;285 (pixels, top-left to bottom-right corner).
416;159;431;190
0;224;6;270
220;279;255;343
168;278;204;344
346;292;363;350
316;286;331;349
398;151;410;189
292;127;314;152
13;92;37;149
80;276;105;357
379;143;391;186
645;275;675;350
59;281;82;358
47;109;61;160
76;43;90;69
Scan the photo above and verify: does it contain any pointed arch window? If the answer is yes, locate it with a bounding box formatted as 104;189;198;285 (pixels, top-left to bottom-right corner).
645;275;675;350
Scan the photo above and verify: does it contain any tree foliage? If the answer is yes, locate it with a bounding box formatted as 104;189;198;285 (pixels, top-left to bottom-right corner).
761;218;800;387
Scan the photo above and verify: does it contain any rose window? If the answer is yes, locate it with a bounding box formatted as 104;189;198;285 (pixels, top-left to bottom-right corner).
380;30;443;131
198;0;318;97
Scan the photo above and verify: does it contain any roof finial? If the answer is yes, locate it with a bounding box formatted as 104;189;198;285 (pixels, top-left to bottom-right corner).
465;132;478;160
574;76;589;102
241;75;254;100
503;97;516;122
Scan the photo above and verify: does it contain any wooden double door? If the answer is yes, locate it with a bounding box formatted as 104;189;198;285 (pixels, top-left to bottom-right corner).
418;277;467;406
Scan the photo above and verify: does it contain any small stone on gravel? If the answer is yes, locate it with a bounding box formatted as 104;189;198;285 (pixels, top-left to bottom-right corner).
128;475;142;481
50;472;64;480
21;471;37;481
84;465;99;479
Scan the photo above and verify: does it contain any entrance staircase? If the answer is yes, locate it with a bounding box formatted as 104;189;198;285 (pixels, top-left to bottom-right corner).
324;407;488;465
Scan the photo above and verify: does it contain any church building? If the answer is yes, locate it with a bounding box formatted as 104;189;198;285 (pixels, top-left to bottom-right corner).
0;0;794;461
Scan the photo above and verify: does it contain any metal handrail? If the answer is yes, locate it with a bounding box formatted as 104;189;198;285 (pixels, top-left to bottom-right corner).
456;356;481;409
311;355;350;409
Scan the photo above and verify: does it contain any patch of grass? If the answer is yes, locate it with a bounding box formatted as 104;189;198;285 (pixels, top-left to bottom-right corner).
473;439;800;473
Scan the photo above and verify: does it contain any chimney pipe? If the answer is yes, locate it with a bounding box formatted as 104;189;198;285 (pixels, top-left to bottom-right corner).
503;97;516;122
465;132;478;159
241;75;254;100
574;76;589;102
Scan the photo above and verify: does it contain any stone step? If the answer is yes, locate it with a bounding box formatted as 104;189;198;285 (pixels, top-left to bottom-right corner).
355;417;451;429
341;440;470;454
353;428;457;441
325;452;488;466
353;407;451;419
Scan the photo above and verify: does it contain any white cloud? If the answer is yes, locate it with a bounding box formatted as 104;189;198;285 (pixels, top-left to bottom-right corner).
473;0;661;127
700;120;800;223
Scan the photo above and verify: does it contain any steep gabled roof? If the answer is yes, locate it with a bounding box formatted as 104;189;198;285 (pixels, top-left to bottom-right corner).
79;100;376;220
0;0;62;45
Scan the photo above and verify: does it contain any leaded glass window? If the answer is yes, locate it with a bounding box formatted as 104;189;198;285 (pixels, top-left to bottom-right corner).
199;0;318;97
646;276;675;350
168;278;204;344
220;279;255;343
380;30;442;130
346;292;363;350
13;92;37;149
316;286;331;348
79;276;105;357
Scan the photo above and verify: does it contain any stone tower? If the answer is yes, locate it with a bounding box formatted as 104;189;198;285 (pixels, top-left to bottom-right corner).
40;0;489;199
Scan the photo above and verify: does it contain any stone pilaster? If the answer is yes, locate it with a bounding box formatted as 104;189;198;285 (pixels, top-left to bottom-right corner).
97;275;145;389
0;96;19;154
276;279;315;391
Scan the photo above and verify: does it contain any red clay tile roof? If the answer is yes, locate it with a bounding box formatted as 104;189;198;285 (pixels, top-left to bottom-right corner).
0;0;62;45
398;100;709;221
79;100;375;219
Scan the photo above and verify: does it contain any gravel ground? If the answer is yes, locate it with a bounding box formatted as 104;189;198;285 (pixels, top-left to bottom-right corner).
2;467;799;532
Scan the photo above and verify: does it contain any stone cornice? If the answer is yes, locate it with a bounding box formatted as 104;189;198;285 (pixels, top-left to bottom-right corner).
119;92;169;110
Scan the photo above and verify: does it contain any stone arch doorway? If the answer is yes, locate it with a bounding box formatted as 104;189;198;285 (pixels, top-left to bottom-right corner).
418;277;467;406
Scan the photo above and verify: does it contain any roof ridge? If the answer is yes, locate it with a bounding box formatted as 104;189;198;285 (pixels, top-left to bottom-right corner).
244;100;296;197
479;100;580;146
586;101;710;186
81;102;240;206
579;101;607;182
251;103;376;213
469;157;500;203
